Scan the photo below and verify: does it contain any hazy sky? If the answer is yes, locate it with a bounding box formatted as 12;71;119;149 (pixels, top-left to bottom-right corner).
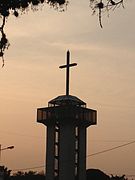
0;0;135;178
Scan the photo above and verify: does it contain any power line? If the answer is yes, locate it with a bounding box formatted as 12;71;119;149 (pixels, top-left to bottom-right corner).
94;102;135;109
0;130;134;143
126;175;135;177
87;140;135;157
11;140;135;172
12;165;45;172
0;130;44;139
1;130;134;144
12;166;135;178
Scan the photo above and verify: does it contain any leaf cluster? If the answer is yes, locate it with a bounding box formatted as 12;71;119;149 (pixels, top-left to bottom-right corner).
0;0;67;17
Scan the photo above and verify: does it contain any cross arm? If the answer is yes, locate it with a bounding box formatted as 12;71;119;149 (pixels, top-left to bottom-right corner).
59;63;77;69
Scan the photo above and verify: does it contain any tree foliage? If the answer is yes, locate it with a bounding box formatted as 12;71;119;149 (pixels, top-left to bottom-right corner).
11;170;45;180
0;0;124;66
0;165;11;180
110;174;128;180
0;167;129;180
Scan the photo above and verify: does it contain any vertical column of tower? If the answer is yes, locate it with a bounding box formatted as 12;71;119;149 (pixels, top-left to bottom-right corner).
54;121;60;178
46;124;55;180
75;126;79;178
78;125;86;180
59;121;76;180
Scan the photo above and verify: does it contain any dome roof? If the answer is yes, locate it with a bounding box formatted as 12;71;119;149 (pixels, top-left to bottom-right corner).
49;95;86;106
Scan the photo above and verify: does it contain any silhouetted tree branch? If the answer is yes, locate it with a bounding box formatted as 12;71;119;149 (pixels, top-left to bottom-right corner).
0;0;68;66
0;0;125;66
90;0;124;28
0;16;10;67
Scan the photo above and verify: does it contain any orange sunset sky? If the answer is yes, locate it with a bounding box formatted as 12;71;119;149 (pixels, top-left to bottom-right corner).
0;0;135;178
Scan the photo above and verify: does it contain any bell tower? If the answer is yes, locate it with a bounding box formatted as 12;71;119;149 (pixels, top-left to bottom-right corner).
37;51;97;180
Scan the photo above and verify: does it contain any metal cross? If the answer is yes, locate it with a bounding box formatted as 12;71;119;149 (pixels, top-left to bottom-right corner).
59;50;77;96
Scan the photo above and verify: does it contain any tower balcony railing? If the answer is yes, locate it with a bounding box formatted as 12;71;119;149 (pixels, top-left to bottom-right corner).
37;106;97;126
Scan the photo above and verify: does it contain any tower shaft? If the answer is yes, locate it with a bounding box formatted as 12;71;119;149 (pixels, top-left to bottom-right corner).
45;120;87;180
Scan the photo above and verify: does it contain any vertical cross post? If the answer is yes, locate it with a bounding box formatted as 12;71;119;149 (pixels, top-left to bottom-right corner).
59;51;77;96
66;51;70;96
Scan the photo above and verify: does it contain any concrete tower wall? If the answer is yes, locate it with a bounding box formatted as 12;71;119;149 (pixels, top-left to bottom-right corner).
45;121;87;180
59;121;75;180
46;125;55;180
78;126;86;180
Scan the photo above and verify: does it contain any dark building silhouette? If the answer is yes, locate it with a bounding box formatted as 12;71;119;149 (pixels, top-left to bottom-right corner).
37;51;97;180
86;169;110;180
